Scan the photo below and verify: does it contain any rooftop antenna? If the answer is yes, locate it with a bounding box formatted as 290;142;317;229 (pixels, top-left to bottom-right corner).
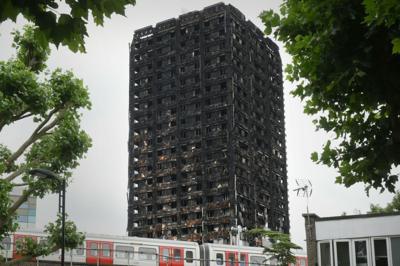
294;179;313;230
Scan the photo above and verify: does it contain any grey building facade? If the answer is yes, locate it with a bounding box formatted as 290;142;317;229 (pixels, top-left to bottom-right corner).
128;3;289;242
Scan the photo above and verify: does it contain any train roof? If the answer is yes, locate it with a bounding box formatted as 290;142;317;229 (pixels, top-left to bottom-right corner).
203;243;264;252
16;229;199;247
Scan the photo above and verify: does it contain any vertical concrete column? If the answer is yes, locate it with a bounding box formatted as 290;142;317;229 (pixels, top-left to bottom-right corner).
303;213;319;266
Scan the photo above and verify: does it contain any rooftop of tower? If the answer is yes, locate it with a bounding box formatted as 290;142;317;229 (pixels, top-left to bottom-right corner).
132;2;279;52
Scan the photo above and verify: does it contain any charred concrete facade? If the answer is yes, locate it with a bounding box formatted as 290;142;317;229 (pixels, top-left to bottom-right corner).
128;3;289;242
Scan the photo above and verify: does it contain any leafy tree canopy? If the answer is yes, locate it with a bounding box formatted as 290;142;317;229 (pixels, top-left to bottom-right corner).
0;0;136;52
261;0;400;192
369;190;400;213
245;228;301;265
6;215;85;266
0;25;91;263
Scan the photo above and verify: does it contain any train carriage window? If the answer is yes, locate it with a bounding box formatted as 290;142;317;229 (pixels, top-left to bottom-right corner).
163;248;170;261
102;243;111;257
239;254;246;266
250;256;265;266
139;247;157;261
89;242;98;256
216;253;224;265
1;236;11;250
174;249;181;260
185;250;194;263
228;253;235;266
116;245;134;259
74;244;84;256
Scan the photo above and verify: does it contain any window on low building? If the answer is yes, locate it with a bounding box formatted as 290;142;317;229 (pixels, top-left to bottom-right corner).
336;241;350;266
354;240;368;266
374;239;388;266
391;237;400;266
320;242;331;266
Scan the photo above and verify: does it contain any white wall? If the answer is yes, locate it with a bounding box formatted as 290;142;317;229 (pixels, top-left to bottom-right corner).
315;215;400;240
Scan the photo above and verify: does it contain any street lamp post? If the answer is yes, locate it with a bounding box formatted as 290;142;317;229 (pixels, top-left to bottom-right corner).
29;168;66;266
58;177;66;266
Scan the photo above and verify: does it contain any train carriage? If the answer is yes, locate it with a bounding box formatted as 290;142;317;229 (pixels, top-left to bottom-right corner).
289;255;307;266
4;230;87;264
201;243;270;266
0;230;305;266
81;233;200;266
128;237;199;266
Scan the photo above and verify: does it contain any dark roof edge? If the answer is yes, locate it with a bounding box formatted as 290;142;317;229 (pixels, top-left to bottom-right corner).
308;211;400;222
133;2;274;44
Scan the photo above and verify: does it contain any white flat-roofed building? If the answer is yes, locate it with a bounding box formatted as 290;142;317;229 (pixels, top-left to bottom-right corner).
304;212;400;266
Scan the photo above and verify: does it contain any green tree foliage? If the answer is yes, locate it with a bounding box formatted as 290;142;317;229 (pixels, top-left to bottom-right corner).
261;0;400;192
0;25;91;263
370;190;400;213
0;0;136;52
6;215;85;266
246;228;301;265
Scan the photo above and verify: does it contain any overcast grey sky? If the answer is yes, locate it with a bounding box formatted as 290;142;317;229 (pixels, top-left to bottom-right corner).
0;0;397;251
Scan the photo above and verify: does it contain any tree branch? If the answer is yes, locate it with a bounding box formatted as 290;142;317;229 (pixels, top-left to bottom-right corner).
7;188;33;215
36;112;63;136
0;109;33;133
0;188;32;229
13;108;33;122
4;167;26;182
0;121;6;132
17;112;33;121
4;108;64;170
11;182;29;187
32;108;60;136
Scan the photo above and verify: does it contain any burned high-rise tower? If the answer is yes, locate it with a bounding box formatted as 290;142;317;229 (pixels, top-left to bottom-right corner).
128;3;289;242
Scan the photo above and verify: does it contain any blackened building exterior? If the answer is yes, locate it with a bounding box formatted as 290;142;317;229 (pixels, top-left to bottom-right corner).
128;3;289;242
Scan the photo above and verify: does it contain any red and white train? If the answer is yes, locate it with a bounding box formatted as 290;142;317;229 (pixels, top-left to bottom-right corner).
0;230;307;266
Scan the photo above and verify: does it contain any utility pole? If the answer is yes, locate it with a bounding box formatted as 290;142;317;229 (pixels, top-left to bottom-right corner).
59;178;66;266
